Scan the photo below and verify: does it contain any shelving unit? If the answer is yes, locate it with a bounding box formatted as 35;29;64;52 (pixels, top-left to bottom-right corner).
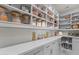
0;4;59;30
59;11;79;30
59;15;71;29
60;37;72;55
0;4;59;48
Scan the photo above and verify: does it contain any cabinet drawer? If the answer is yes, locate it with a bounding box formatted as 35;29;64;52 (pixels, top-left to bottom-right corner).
21;46;44;55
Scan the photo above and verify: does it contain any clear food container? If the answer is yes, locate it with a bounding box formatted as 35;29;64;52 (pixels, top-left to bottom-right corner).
0;6;8;22
10;11;21;24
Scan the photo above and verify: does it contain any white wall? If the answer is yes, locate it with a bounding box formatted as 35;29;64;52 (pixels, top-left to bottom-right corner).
0;28;32;48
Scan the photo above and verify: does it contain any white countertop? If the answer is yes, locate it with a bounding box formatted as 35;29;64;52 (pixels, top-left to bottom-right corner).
0;36;62;55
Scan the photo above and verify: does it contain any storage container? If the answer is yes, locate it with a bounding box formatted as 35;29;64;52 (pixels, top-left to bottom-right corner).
10;11;21;23
0;6;8;22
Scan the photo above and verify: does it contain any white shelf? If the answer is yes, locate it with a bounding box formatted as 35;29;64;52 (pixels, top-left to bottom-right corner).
46;20;53;23
0;21;55;30
59;23;71;26
33;26;54;30
60;20;70;22
71;19;79;22
56;29;79;31
0;21;34;29
32;14;54;24
72;14;79;17
32;14;46;21
0;4;31;16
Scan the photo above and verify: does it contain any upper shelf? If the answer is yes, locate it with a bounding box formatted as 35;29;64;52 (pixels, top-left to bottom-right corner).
0;4;32;16
0;4;58;20
0;21;55;30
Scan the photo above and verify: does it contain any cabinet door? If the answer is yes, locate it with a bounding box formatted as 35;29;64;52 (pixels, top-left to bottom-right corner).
43;43;53;55
72;38;79;55
21;46;44;55
52;40;60;55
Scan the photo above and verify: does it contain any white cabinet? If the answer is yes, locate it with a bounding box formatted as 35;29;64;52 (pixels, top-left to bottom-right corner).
60;48;72;55
60;37;73;55
43;39;60;55
20;46;44;55
20;39;60;55
72;38;79;55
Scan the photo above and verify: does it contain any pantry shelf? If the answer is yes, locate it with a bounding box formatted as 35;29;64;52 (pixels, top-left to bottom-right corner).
0;21;55;30
32;14;46;21
56;29;79;31
0;22;34;29
0;4;31;16
0;4;59;30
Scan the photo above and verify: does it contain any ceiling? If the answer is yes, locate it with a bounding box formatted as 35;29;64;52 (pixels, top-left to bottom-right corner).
52;4;79;14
